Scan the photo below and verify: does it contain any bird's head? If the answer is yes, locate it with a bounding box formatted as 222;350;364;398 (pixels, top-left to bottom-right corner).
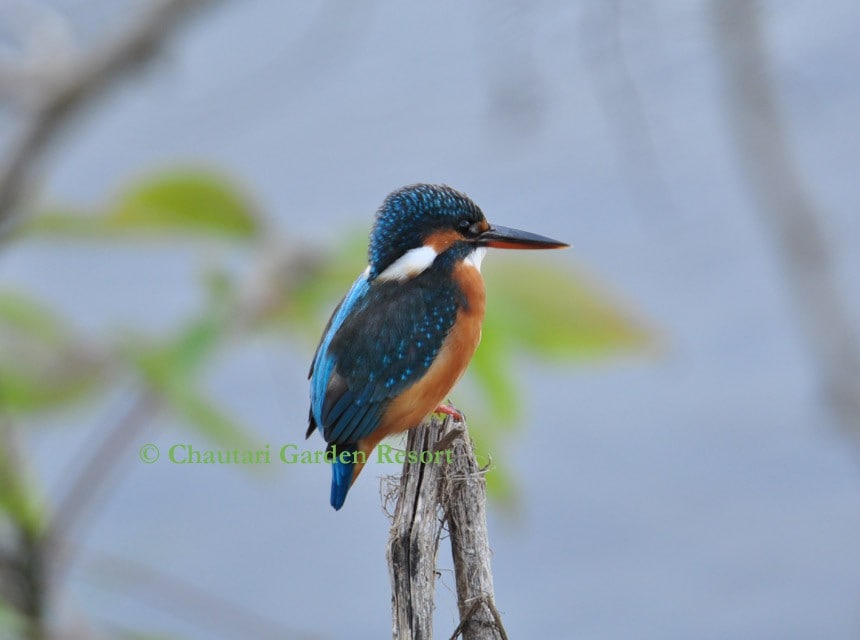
368;184;567;281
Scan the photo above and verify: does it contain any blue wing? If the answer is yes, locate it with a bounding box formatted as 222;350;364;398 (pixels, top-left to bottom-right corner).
307;270;461;446
308;270;371;435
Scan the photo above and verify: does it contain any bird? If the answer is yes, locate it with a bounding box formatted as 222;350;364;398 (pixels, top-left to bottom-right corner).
307;184;568;509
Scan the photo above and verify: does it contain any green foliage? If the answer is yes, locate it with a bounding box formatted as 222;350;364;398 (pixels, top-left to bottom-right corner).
122;274;256;450
18;169;260;240
483;257;651;360
4;168;260;445
477;260;650;500
0;169;269;629
266;233;369;338
0;435;44;536
0;289;105;414
127;337;256;451
473;256;651;423
0;289;67;345
0;601;30;638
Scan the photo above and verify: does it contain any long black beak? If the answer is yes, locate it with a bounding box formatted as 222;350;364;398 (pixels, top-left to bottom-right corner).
477;225;569;250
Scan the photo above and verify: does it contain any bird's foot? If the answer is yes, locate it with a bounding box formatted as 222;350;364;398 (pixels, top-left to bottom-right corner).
433;403;464;421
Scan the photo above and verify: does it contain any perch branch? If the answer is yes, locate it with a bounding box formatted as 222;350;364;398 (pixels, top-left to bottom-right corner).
442;420;507;640
386;416;507;640
386;420;447;640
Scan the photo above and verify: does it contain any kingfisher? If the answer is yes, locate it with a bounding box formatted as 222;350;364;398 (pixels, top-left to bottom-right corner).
307;184;567;509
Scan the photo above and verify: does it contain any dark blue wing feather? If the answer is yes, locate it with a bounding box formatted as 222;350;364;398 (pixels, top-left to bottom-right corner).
309;268;462;446
309;270;371;432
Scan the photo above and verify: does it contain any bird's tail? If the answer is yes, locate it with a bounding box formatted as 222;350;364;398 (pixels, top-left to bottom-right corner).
329;444;366;510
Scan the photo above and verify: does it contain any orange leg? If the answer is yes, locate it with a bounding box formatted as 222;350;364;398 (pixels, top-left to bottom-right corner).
433;402;464;421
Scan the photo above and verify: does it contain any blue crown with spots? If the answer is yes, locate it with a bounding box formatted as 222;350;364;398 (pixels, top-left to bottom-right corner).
368;184;484;279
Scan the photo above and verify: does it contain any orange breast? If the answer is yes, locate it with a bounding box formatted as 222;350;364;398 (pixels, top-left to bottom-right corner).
352;261;486;481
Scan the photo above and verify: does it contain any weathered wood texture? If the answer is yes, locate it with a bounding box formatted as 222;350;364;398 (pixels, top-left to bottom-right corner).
386;416;507;640
386;419;447;640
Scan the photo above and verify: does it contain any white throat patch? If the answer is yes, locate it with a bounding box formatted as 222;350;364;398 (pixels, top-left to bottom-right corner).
465;247;487;272
376;245;438;281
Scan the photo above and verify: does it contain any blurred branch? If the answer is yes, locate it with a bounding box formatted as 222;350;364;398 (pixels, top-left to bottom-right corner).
84;547;321;640
713;1;860;435
0;0;212;238
477;2;547;140
0;2;76;103
386;416;507;640
38;240;324;590
2;242;326;636
47;391;158;560
0;423;45;640
579;0;677;220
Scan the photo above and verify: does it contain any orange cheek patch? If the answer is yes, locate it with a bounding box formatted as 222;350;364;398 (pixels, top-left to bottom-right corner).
425;229;463;253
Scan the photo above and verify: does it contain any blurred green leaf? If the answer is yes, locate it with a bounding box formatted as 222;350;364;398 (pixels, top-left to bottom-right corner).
266;233;367;337
483;257;652;360
107;170;259;238
129;345;256;450
466;330;520;422
0;290;65;345
125;271;232;381
162;313;224;381
0;438;44;536
0;365;101;414
19;168;261;241
165;384;256;451
124;283;255;450
484;464;516;505
16;210;113;238
0;290;105;414
464;257;652;427
0;601;30;638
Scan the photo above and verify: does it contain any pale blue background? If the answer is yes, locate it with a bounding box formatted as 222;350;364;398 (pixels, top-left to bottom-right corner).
4;1;860;638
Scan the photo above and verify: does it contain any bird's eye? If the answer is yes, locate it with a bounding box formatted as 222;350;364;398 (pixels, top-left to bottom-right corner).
458;219;479;237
